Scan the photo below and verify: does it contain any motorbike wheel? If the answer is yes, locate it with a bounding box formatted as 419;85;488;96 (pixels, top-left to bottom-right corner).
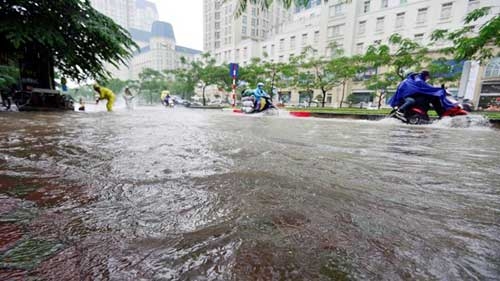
407;113;427;125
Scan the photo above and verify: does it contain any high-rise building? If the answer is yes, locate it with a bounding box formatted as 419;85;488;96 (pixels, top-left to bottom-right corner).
90;0;202;80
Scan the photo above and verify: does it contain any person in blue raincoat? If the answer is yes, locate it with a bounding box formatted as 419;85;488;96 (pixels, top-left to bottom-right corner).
389;70;455;119
253;82;269;111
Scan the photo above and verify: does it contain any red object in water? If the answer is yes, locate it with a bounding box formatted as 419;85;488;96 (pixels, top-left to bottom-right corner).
290;111;311;117
442;106;468;117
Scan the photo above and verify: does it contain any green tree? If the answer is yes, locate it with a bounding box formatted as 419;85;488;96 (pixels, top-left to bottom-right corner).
138;68;168;104
431;7;499;63
234;0;352;15
362;45;394;109
103;79;128;95
0;0;137;86
183;53;231;106
297;47;340;108
328;55;363;108
0;65;19;90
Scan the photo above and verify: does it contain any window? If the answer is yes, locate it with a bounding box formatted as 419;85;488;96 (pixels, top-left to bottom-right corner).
243;47;248;58
314;31;320;43
271;44;275;55
381;0;388;8
215;22;220;29
417;8;428;24
440;2;452;19
373;40;381;45
484;58;500;78
278;55;284;62
279;38;285;51
301;33;308;46
414;33;424;44
215;31;220;39
290;36;296;49
400;0;407;3
328;24;344;37
262;46;267;55
235;49;240;59
358;21;366;34
334;3;344;16
242;16;247;24
363;1;370;13
251;18;256;26
356;43;364;54
251;29;256;36
376;17;384;32
468;0;479;12
395;12;405;28
242;26;247;35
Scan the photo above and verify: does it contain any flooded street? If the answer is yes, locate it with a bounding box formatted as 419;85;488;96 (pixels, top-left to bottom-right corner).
0;108;499;280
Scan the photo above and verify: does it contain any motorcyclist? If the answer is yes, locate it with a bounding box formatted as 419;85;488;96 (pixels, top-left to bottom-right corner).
253;82;270;111
390;70;450;120
93;84;116;112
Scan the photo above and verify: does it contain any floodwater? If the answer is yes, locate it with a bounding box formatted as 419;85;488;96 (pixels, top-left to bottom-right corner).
0;107;499;280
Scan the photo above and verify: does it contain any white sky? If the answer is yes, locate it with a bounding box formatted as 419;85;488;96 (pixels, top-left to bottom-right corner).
152;0;204;51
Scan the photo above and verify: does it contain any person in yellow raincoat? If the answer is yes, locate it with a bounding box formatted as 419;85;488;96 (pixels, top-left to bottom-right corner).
93;84;116;112
160;90;171;106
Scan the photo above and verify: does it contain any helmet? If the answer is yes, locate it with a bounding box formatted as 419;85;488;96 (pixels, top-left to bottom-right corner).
257;82;264;87
93;84;100;90
421;70;430;77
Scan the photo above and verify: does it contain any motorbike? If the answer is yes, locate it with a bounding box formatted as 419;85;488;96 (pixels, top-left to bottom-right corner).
389;94;471;125
241;91;277;114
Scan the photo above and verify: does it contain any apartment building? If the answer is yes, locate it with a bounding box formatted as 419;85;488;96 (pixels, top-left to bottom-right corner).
203;0;499;108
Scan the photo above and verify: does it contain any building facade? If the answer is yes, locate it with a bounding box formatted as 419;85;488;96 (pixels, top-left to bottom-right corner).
91;0;202;81
203;0;499;108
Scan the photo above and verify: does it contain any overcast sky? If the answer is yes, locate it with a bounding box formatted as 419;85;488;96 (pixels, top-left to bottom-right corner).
152;0;204;51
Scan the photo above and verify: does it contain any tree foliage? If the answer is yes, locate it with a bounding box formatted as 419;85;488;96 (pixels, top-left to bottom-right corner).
0;0;138;82
431;7;500;63
138;68;168;104
233;0;352;16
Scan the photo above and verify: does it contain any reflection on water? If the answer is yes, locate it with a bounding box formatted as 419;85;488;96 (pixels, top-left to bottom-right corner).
0;107;499;280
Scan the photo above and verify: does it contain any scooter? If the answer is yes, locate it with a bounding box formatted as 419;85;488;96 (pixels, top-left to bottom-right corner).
241;95;277;114
389;95;470;125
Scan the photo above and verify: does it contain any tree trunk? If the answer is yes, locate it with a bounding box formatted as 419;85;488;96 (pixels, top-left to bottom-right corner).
339;80;346;108
202;86;206;106
377;90;384;109
270;72;276;101
321;88;326;108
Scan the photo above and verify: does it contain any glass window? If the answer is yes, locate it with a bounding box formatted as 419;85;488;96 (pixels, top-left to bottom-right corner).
381;0;388;8
485;57;500;78
290;36;296;49
279;38;285;51
395;12;405;28
417;8;428;24
364;1;370;13
328;24;344;37
314;31;320;43
335;3;344;16
376;17;384;32
440;2;453;19
414;33;424;44
359;21;366;34
302;33;308;46
356;43;364;54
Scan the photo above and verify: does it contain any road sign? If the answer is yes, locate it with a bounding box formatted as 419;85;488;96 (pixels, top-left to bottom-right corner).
229;63;239;78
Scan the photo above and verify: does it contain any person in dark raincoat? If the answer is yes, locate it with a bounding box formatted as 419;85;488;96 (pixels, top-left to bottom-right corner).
389;70;455;119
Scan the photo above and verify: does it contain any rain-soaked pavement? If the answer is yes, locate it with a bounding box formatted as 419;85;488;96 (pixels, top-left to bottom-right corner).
0;107;499;280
